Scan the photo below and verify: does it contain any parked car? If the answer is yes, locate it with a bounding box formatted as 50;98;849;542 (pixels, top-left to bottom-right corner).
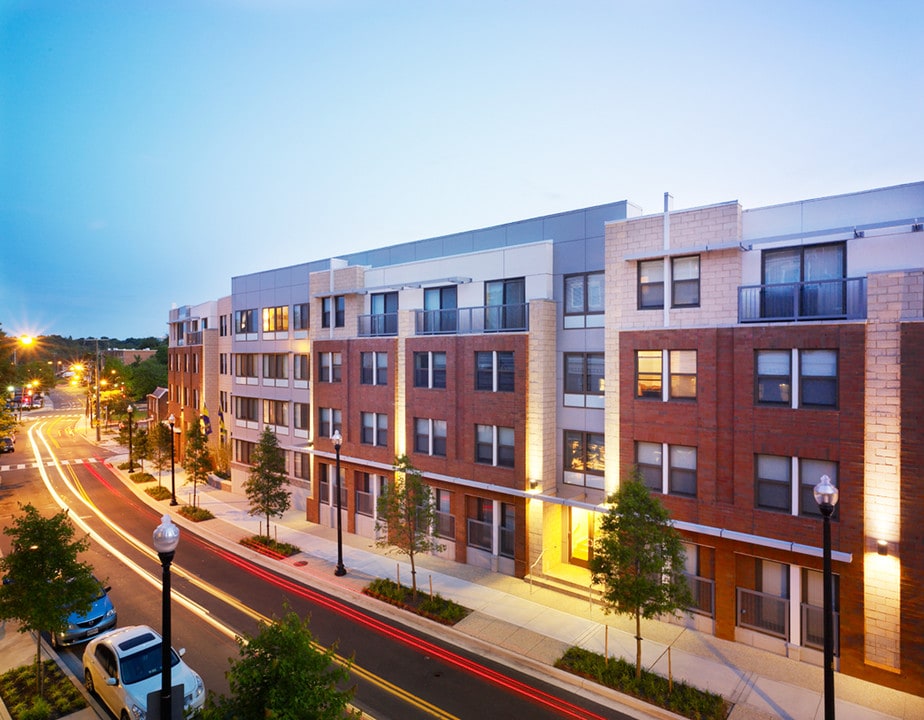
0;437;12;454
83;625;205;719
51;576;116;647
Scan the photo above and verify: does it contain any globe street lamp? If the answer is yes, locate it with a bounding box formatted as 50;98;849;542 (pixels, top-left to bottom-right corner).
813;474;839;720
153;515;180;720
331;429;346;576
168;414;178;506
127;404;135;473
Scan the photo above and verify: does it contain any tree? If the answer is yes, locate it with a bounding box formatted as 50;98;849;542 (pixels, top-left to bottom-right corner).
375;455;444;597
0;504;99;699
132;424;150;472
589;470;694;679
199;608;358;720
0;403;19;438
183;424;212;507
150;421;174;485
244;427;291;535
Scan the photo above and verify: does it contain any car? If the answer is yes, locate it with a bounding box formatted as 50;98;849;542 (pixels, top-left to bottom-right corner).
51;577;117;648
83;625;205;720
0;437;12;454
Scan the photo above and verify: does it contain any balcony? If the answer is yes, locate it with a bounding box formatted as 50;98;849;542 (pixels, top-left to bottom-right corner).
358;313;398;337
738;277;867;323
415;303;529;335
737;587;789;639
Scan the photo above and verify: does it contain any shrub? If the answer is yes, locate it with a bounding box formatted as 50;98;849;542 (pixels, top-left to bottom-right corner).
145;485;173;501
363;578;470;625
239;535;300;558
178;505;214;522
130;471;155;484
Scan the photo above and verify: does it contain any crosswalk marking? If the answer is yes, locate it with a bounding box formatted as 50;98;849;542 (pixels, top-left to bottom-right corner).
0;457;102;471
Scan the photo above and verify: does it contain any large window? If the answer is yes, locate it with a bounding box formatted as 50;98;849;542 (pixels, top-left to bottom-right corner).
564;353;604;395
756;349;837;408
671;256;700;307
292;303;309;331
756;350;791;404
635;350;662;399
434;489;454;539
318;352;342;383
294;354;309;382
414;418;447;457
360;412;388;447
563;431;605;489
475;351;514;392
761;242;846;319
234;396;259;422
799;459;838;518
263;400;288;427
262;353;287;380
669;445;697;496
234;439;255;464
485;277;526;331
800;350;837;407
318;407;341;439
423;286;457;333
669;350;697;399
414;351;447;389
234;309;257;334
235;353;257;379
293;452;310;480
638;260;664;310
370;292;398;335
294;403;310;431
564;272;604;316
475;425;514;467
361;351;388;386
636;441;663;491
262;305;288;333
322;296;345;328
467;497;493;551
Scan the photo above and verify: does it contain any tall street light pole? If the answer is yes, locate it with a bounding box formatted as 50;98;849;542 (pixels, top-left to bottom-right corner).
168;414;178;506
331;429;346;576
813;474;839;720
127;404;134;473
95;338;102;442
152;515;180;720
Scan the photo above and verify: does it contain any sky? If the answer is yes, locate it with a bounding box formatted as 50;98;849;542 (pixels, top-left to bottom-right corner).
1;0;922;341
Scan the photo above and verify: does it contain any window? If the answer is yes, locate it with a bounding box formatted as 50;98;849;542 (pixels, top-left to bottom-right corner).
475;351;514;392
292;303;309;331
263;400;288;427
800;459;838;517
761;242;846;319
234;353;257;379
414;351;447;389
467;497;493;551
262;353;287;380
485;277;526;331
219;353;228;375
669;445;697;496
434;489;454;538
563;430;605;489
671;256;700;307
318;352;342;383
294;402;310;431
564;353;604;395
475;425;514;467
564;272;605;315
669;350;697;399
318;408;341;439
635;350;662;399
370;292;398;335
294;354;309;382
755;350;791;404
638;260;664;309
234;396;258;422
356;473;379;516
360;351;388;386
414;418;447;457
234;309;257;334
319;462;330;505
636;441;663;491
755;454;791;512
800;350;837;407
499;503;515;559
219;314;228;337
234;439;255;464
360;412;388;447
293;452;310;480
262;305;289;333
423;286;457;333
322;296;345;328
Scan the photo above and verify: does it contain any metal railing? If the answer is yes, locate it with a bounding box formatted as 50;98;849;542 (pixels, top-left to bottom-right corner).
737;587;789;639
801;602;840;655
358;313;398;337
684;573;715;617
435;512;455;539
415;303;529;335
467;518;493;551
738;277;867;323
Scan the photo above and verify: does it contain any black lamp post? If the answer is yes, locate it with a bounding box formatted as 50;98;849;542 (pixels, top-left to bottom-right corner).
127;404;134;472
168;414;178;506
153;514;180;720
813;474;839;720
331;429;346;576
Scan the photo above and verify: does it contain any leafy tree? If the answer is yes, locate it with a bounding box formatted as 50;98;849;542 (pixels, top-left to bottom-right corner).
200;607;358;720
589;470;694;679
375;455;444;597
150;421;174;486
183;424;212;507
132;425;150;472
244;427;291;534
0;403;19;438
0;504;99;699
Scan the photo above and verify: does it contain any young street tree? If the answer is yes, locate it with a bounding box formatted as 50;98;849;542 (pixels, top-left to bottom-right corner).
0;504;99;699
375;455;443;597
589;470;694;679
244;426;291;536
132;424;150;472
183;424;212;507
199;608;358;720
150;421;174;486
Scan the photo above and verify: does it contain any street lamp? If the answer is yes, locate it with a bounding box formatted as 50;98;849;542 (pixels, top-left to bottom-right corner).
813;474;839;720
127;404;135;473
331;429;346;576
168;414;178;506
152;514;180;720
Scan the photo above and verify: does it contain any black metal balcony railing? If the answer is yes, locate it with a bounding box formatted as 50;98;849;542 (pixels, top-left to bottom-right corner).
467;518;493;551
684;573;716;617
416;303;529;335
358;313;398;337
737;587;789;639
801;602;840;655
738;277;867;323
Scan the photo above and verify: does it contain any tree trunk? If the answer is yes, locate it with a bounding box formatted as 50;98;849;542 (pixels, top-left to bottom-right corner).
410;551;417;598
35;631;44;699
635;610;642;680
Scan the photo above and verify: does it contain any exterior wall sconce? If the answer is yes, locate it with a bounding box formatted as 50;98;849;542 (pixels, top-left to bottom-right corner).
877;539;889;556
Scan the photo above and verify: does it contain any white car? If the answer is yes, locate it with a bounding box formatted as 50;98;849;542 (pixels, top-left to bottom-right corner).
83;625;205;720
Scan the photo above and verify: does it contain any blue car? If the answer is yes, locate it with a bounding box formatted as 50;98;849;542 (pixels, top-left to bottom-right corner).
51;577;117;648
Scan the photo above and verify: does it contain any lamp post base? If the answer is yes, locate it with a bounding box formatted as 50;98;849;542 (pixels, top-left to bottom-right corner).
334;565;346;577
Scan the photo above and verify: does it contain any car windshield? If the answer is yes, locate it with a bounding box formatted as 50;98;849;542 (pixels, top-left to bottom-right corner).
120;644;180;685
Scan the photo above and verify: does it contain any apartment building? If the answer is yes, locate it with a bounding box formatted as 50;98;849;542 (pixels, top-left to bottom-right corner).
168;181;924;695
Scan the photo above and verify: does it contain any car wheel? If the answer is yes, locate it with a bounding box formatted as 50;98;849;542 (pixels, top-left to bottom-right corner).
84;669;94;694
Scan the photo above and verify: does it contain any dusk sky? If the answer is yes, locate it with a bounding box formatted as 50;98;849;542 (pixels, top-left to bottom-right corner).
2;1;922;341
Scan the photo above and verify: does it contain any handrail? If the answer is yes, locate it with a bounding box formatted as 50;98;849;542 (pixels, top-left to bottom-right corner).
528;549;546;594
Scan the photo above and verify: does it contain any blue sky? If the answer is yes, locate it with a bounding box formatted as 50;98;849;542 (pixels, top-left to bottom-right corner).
2;0;922;340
